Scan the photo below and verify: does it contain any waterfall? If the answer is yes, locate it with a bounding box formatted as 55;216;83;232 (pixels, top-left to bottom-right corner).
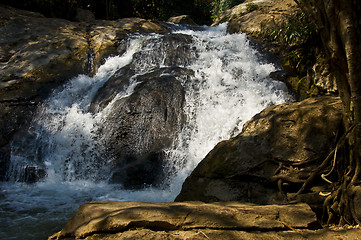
6;38;145;183
0;23;292;240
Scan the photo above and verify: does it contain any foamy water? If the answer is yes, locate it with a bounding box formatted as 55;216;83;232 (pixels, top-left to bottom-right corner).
0;23;292;240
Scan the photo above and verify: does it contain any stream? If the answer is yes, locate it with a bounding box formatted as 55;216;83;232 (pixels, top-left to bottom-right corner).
0;23;293;240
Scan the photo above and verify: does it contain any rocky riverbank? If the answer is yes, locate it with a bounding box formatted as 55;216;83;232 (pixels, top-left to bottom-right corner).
0;2;356;239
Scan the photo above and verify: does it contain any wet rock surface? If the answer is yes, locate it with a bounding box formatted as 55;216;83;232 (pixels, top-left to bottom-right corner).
93;67;191;188
88;32;196;188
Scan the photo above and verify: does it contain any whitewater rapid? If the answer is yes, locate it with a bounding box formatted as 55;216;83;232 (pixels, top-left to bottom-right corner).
0;23;293;240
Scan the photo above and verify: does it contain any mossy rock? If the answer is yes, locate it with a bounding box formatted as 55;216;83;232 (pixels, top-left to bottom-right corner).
286;76;320;100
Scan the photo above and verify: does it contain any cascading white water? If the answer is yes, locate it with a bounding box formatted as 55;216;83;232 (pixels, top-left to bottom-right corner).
165;25;292;190
0;23;293;240
6;37;146;183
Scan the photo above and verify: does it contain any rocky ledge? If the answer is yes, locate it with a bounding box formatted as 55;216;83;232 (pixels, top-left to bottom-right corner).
49;201;361;240
2;4;356;240
0;5;171;180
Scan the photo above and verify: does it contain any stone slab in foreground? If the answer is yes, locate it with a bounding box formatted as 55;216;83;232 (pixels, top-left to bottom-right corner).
50;201;320;239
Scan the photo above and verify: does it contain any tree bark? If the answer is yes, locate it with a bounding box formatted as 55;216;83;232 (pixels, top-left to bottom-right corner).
295;0;361;225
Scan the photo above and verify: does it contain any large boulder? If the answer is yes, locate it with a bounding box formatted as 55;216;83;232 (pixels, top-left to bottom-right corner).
214;0;298;36
176;96;343;208
88;33;195;189
91;67;191;188
0;5;88;180
49;201;321;240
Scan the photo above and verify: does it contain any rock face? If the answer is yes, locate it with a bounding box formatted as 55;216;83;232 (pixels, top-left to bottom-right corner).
215;0;298;36
49;201;321;240
0;5;87;180
87;33;195;188
93;67;190;188
0;5;171;181
176;96;343;206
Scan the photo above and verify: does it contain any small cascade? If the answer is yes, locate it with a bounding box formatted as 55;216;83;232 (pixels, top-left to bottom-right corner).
0;23;293;240
165;24;292;189
6;37;145;183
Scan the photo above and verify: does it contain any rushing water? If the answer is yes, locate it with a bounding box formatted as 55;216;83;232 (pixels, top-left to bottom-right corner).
0;23;293;240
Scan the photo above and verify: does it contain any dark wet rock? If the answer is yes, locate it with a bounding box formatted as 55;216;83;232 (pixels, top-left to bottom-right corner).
92;67;193;189
88;33;195;189
0;145;10;181
176;96;343;207
129;33;194;72
21;166;47;183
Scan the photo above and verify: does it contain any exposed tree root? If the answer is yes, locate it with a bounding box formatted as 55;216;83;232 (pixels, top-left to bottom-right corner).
274;124;361;226
295;124;357;196
325;125;360;225
321;145;338;184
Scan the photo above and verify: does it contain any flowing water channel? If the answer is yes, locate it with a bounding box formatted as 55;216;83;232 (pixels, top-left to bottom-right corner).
0;23;293;240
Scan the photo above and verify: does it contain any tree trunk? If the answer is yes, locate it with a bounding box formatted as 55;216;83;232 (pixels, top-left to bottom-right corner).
295;0;361;225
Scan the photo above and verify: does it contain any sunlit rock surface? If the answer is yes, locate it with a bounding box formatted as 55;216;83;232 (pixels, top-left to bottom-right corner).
49;201;319;240
50;200;361;240
168;15;197;25
214;0;298;36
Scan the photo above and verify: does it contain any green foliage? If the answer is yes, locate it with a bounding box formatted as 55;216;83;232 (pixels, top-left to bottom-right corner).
245;2;259;12
1;0;76;18
264;10;317;46
210;0;245;20
1;0;213;25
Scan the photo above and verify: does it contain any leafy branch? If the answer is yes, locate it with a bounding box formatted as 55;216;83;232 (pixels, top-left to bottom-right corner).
264;10;316;46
